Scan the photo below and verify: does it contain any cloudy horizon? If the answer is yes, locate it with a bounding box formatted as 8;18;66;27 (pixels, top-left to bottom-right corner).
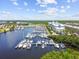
0;0;79;20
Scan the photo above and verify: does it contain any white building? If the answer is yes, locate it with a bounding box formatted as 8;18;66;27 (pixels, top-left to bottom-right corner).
48;22;65;34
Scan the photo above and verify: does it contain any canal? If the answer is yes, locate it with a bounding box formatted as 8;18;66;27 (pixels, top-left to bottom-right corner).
0;27;61;59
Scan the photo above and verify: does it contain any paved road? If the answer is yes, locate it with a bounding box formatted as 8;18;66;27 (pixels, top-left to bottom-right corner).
64;24;79;30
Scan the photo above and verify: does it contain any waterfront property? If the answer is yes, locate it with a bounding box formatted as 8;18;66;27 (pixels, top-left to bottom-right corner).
48;22;65;34
0;24;15;33
1;21;78;59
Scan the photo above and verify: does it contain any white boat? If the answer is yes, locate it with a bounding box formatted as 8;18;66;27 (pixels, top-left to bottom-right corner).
21;27;24;30
17;27;20;30
49;39;55;45
26;40;30;43
26;43;31;49
15;44;19;49
20;40;26;44
18;43;23;48
30;34;34;38
54;43;60;48
25;33;31;38
41;40;45;43
59;43;65;49
40;34;43;37
43;34;48;38
22;43;27;48
44;41;48;45
41;44;45;48
37;40;41;45
30;40;33;43
15;39;26;49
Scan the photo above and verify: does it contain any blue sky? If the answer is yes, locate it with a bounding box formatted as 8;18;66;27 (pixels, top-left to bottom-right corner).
0;0;79;20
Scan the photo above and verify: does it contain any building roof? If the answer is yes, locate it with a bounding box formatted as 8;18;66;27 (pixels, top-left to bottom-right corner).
48;22;65;27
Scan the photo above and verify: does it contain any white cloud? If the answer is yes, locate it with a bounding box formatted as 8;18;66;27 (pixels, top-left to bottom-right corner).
0;11;28;20
38;8;58;15
40;4;47;7
10;0;17;2
67;0;78;3
0;11;14;20
61;5;65;9
26;9;30;12
24;2;28;6
72;12;79;17
38;10;43;13
10;0;19;6
36;0;57;5
44;0;57;4
17;7;23;10
67;5;70;8
72;0;78;2
36;0;41;4
60;9;66;13
67;0;71;3
46;8;58;15
32;9;36;12
60;5;70;9
13;2;18;6
0;10;39;20
1;11;11;15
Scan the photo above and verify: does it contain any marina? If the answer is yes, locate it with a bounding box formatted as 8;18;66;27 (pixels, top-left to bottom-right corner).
15;25;65;49
15;36;65;49
0;24;65;59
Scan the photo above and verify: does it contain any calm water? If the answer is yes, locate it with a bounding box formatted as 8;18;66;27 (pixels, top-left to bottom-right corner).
0;27;59;59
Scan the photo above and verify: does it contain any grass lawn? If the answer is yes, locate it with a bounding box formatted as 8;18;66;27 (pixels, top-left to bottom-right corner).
41;48;79;59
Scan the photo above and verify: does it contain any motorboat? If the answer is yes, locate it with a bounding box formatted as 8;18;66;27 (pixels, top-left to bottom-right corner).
44;41;48;45
41;40;45;43
49;39;55;45
22;43;27;49
30;40;33;43
41;44;45;48
59;43;65;49
17;43;23;48
15;40;26;49
21;27;24;30
26;43;32;49
54;43;60;49
36;40;41;45
20;40;26;44
26;40;30;43
17;27;20;30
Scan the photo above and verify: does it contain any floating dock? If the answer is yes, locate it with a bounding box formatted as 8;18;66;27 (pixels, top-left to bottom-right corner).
15;38;65;49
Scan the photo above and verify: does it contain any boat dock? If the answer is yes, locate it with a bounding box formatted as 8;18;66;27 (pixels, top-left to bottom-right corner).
15;25;65;49
15;37;65;49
